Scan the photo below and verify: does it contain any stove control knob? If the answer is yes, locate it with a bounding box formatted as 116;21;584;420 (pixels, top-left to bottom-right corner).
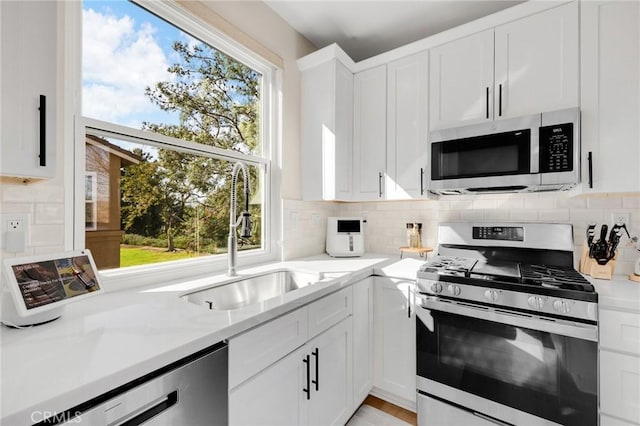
484;289;499;303
527;296;545;310
430;282;443;294
553;299;571;314
447;284;461;296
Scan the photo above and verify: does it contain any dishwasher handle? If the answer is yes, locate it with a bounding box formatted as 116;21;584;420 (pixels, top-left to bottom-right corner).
119;391;178;426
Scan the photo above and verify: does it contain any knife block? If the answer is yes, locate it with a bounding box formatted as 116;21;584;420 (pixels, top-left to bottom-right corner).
579;242;617;280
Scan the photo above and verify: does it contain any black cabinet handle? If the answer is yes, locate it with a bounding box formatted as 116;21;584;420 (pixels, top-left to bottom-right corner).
588;151;593;189
120;391;178;426
485;87;489;119
303;355;310;400
420;168;425;195
407;287;411;318
39;95;46;167
498;84;502;117
311;348;319;391
378;172;383;198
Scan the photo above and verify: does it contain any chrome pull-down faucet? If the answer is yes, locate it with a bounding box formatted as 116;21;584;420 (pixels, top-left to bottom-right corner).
228;161;251;276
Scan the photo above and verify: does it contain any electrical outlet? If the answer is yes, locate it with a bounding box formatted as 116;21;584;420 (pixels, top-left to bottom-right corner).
1;214;28;233
0;213;29;252
612;212;630;226
8;220;23;231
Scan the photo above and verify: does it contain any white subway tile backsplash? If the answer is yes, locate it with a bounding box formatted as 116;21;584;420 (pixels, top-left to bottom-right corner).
35;204;64;224
623;196;640;209
461;209;484;221
587;195;623;209
538;209;570;222
29;224;64;247
484;209;510;221
472;199;497;209
524;196;555;210
509;209;539;221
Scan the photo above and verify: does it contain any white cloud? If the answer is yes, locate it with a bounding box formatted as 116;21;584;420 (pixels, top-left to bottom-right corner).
82;8;175;125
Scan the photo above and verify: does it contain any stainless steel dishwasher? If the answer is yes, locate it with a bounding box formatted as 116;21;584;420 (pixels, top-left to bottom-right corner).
39;342;228;426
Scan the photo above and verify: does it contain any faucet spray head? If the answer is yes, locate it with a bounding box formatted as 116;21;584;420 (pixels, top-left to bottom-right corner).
240;211;252;238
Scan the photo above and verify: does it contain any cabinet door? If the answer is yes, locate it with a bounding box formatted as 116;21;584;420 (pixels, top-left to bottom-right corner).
229;345;308;426
301;59;353;201
494;2;579;119
1;0;57;179
386;51;429;199
580;0;639;193
600;350;640;425
352;278;374;408
373;277;416;404
353;65;387;201
429;29;494;130
306;318;353;426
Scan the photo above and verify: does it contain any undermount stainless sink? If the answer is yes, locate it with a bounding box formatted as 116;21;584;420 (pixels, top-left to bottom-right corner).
182;270;321;311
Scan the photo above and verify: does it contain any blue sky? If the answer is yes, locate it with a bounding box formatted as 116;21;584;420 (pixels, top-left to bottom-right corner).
82;0;190;129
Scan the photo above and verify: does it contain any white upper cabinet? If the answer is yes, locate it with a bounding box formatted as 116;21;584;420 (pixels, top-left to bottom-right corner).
429;2;579;130
494;1;579;119
580;0;639;193
429;30;494;130
386;51;429;199
353;65;387;201
301;58;353;201
1;0;57;179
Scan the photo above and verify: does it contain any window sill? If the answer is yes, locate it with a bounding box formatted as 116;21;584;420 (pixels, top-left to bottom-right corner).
99;249;278;292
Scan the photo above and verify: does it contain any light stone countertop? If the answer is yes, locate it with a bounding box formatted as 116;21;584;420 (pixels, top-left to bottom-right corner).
0;253;419;425
590;274;640;312
2;253;637;425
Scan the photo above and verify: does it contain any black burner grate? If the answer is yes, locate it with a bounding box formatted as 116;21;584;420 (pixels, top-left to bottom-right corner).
520;264;595;292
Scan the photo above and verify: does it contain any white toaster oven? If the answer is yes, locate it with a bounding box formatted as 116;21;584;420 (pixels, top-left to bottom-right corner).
326;217;365;257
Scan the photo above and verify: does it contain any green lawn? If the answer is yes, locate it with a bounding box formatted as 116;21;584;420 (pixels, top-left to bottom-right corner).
120;246;200;267
119;244;259;268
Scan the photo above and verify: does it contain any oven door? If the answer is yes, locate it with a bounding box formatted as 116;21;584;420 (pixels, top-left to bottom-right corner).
416;296;598;426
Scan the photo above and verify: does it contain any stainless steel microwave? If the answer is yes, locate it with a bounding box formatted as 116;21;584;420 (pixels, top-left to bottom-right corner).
427;108;580;195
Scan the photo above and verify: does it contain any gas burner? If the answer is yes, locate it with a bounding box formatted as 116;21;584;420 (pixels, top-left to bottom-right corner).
419;256;477;276
520;264;595;292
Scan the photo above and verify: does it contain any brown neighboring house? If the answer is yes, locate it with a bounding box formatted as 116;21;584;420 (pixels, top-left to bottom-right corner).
85;135;141;269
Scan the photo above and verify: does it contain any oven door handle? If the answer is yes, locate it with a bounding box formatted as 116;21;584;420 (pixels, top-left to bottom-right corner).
420;297;598;342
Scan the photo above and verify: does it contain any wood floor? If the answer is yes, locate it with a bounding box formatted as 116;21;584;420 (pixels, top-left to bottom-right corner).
360;395;417;425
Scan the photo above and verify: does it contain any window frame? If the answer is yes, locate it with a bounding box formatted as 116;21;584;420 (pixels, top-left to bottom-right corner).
67;0;282;290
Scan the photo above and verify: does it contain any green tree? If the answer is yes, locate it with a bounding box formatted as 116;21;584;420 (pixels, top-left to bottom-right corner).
120;40;261;252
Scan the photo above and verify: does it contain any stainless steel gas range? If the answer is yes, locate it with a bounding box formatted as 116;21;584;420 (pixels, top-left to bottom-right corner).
415;223;598;426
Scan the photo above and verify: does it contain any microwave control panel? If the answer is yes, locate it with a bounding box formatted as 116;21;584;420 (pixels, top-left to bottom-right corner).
539;123;573;173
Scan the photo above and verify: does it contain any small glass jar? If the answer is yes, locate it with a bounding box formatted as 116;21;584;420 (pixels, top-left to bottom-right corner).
406;223;422;248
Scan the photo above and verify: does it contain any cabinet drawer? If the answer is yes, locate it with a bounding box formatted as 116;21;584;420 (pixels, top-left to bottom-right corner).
600;350;640;424
308;287;352;338
229;307;308;389
600;309;640;354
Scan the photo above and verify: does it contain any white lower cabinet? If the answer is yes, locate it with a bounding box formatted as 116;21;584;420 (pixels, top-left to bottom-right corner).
352;277;374;408
230;317;352;426
373;277;416;407
230;344;308;426
229;287;353;426
306;317;353;426
599;305;640;425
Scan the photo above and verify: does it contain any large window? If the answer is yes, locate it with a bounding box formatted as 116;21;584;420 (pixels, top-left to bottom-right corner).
79;1;276;274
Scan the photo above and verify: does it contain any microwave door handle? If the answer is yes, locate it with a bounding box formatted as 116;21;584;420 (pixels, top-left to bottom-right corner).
486;87;489;119
421;298;598;342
